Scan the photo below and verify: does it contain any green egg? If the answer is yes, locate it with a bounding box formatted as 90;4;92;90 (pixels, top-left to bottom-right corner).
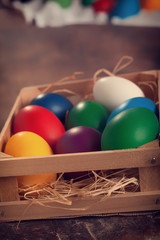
82;0;96;6
66;100;109;132
101;107;159;150
58;0;72;8
48;0;72;8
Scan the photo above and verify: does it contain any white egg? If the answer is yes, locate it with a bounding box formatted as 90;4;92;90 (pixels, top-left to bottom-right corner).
93;76;145;111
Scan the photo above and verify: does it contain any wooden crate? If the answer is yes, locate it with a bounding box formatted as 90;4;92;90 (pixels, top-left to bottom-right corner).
0;70;160;222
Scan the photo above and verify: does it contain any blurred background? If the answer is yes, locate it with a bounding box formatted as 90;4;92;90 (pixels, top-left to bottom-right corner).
1;0;160;27
1;1;160;239
0;0;160;131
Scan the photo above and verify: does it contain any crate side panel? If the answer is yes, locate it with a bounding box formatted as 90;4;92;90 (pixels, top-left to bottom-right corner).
0;191;160;222
0;147;159;177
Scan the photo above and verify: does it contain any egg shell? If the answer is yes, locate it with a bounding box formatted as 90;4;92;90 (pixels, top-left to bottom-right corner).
55;126;101;180
92;0;115;13
4;131;57;187
107;97;159;124
4;131;53;157
56;0;72;8
55;126;101;154
101;107;159;150
109;0;140;19
30;93;73;124
66;100;109;132
82;0;96;6
140;0;160;11
93;76;145;111
13;105;65;151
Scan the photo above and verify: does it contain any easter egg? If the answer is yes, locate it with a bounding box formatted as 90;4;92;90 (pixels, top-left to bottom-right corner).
101;107;159;150
30;93;73;124
13;105;65;151
140;0;160;11
4;131;57;187
55;126;101;180
56;0;72;8
66;100;109;132
82;0;96;6
55;126;101;154
93;76;145;111
107;97;159;124
47;0;72;8
92;0;115;13
109;0;140;19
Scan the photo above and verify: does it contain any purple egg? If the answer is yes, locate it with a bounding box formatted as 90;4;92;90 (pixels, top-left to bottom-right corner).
55;126;101;154
55;126;101;180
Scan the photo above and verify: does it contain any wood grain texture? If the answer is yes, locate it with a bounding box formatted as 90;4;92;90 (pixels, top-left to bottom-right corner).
0;177;19;202
0;191;160;222
139;139;160;192
0;146;160;177
139;167;160;192
0;153;19;201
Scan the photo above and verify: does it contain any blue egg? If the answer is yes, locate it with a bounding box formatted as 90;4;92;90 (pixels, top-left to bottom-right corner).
30;93;73;124
107;97;159;124
109;0;140;20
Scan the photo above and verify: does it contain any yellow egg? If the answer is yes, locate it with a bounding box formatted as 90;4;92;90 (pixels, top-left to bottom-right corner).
4;131;57;187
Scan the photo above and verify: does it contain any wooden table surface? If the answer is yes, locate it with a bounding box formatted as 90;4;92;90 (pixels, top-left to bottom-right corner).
0;6;160;240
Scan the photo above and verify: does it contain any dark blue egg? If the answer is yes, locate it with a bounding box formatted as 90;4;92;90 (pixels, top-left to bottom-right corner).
107;97;159;124
30;93;73;124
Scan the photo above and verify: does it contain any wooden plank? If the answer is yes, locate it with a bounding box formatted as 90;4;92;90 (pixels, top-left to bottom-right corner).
0;153;19;201
0;94;23;152
0;177;19;202
138;71;160;192
0;146;160;177
0;191;160;222
139;167;160;192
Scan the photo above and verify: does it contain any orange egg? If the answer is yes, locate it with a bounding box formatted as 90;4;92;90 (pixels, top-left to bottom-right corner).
140;0;160;10
4;131;57;187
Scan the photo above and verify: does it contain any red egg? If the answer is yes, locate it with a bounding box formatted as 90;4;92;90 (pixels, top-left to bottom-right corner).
92;0;115;13
13;105;65;151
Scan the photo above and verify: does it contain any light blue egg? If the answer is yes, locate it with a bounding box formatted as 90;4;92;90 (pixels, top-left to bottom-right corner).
107;97;159;124
109;0;140;20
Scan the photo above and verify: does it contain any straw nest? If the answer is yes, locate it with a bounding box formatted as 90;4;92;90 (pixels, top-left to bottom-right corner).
19;169;139;206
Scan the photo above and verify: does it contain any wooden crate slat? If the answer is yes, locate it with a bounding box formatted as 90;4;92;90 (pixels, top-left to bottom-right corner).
0;146;159;177
0;191;160;222
0;177;19;202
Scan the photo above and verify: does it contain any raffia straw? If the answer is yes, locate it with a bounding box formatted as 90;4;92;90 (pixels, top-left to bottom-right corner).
34;198;88;211
112;56;134;75
50;88;80;96
42;72;84;93
39;71;92;103
16;200;35;230
19;169;138;202
93;56;134;84
17;170;138;229
39;56;135;102
16;197;88;230
137;81;158;102
93;69;114;83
